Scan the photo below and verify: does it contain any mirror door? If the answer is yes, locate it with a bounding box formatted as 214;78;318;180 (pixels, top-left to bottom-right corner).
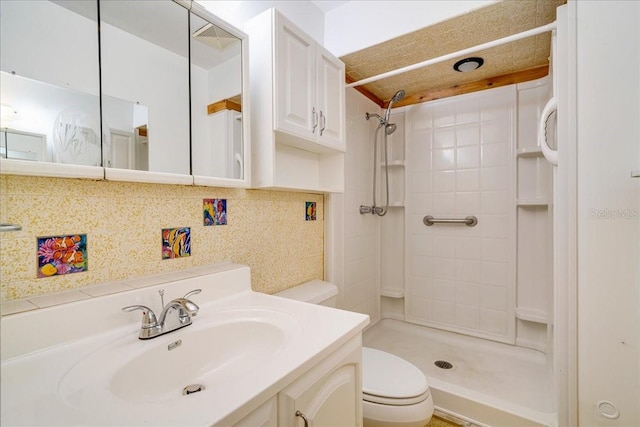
189;8;244;181
99;0;190;175
0;0;101;166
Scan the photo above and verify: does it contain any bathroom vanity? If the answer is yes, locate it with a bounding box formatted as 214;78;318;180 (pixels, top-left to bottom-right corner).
0;264;369;426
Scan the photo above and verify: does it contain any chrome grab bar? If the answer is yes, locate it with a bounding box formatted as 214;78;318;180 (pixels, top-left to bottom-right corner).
423;215;478;227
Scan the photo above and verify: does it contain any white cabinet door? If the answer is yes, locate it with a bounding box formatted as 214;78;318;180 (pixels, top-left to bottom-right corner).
233;397;277;427
275;15;316;140
316;46;345;150
279;362;360;427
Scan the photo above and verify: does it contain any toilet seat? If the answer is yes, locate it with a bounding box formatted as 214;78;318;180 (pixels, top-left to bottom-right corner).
362;347;430;406
364;390;430;406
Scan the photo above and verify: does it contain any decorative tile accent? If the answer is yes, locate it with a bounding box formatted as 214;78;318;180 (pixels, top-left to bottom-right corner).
37;234;87;278
162;227;191;259
305;202;316;221
203;198;227;226
1;175;324;303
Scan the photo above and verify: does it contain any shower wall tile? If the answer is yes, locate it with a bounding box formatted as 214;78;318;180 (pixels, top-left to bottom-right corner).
456;282;480;306
482;143;509;167
455;192;481;213
432;193;456;214
481;284;508;310
455;236;481;260
410;234;433;256
433;107;455;127
433;128;455;148
410;171;432;193
433;236;456;258
432;300;455;324
433;148;455;170
481;261;509;286
432;279;455;302
456;124;480;146
410;193;432;214
455;259;481;283
481;191;509;214
432;171;456;192
456;110;480;125
481;238;509;262
481;166;509;190
456;304;480;329
456;145;480;169
480;308;508;335
481;120;511;144
456;169;480;191
481;215;509;238
411;255;433;279
406;86;516;342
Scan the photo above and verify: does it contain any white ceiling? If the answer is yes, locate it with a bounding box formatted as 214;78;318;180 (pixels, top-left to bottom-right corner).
311;0;349;13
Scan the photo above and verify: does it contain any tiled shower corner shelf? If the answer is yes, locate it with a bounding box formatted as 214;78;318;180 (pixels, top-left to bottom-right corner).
516;147;544;158
517;198;549;206
380;288;404;298
379;160;406;167
515;307;548;324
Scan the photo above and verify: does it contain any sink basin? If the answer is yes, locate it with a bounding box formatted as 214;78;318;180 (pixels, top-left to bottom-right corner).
58;308;299;406
112;318;285;403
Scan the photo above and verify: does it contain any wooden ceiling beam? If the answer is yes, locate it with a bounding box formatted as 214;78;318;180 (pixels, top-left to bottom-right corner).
385;64;550;109
345;75;385;107
346;65;549;109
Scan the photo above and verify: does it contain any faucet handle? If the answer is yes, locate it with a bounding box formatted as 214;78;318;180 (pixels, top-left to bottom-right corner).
183;289;201;299
122;305;158;329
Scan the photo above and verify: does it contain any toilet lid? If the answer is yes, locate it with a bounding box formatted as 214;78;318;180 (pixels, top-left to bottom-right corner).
362;347;429;400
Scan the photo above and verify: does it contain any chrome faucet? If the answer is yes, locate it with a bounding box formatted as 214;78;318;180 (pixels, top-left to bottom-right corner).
122;289;201;340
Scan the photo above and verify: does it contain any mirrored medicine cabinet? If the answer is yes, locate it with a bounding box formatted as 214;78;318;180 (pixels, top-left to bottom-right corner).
0;0;249;186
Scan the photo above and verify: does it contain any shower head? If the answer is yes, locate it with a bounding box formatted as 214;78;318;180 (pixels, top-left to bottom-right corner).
391;89;406;103
384;90;405;122
385;123;397;135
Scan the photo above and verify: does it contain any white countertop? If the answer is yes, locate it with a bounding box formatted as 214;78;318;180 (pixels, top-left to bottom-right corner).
1;264;369;426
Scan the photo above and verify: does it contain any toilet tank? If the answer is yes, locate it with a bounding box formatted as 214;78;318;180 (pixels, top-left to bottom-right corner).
274;280;337;307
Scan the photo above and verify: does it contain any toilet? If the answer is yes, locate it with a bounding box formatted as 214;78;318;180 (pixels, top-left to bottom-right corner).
276;280;434;427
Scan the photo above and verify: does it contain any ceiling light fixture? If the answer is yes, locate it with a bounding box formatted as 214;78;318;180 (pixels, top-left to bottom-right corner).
453;57;484;72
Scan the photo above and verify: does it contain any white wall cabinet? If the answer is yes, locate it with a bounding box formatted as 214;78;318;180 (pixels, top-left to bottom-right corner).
274;12;344;150
246;9;345;192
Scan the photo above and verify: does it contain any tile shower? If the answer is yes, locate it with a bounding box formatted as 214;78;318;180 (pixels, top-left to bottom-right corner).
340;79;554;424
406;85;516;343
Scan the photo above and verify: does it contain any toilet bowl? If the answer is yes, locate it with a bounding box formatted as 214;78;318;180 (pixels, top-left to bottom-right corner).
275;280;434;427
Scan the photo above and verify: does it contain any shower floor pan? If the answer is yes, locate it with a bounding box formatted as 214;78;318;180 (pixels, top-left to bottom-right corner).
363;319;555;427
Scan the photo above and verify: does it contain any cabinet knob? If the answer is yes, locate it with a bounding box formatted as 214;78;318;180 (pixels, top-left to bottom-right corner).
295;410;309;427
